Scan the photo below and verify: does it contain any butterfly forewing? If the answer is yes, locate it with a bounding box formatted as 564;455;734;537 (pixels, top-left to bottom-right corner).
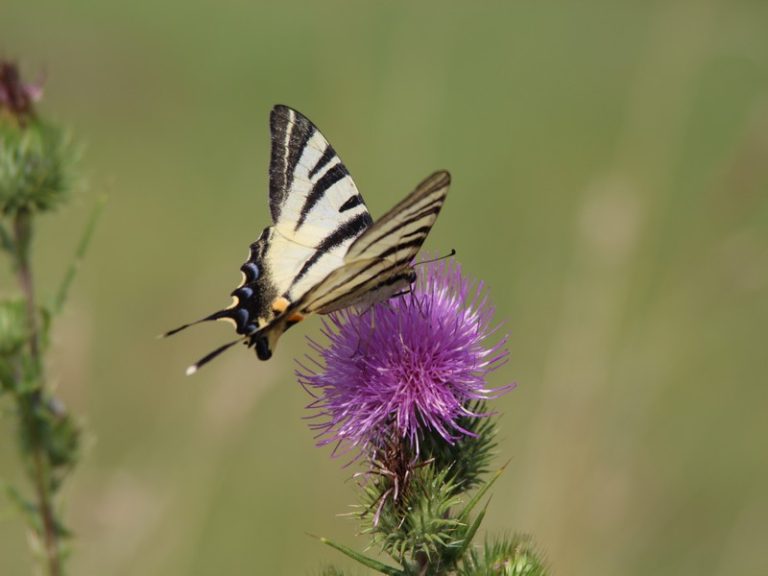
267;105;373;301
224;105;375;335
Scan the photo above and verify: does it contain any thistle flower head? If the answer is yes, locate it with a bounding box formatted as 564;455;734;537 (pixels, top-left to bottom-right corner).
0;61;43;124
298;258;511;454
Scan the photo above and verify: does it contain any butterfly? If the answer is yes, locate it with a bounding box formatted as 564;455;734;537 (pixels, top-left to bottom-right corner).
165;105;450;373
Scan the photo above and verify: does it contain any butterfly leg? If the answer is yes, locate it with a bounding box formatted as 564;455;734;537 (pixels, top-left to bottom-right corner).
390;287;413;299
352;309;374;358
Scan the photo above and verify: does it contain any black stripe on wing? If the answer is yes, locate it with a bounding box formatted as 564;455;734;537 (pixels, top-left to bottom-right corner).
314;265;417;315
269;105;315;221
340;194;364;212
289;211;373;290
308;143;336;179
352;203;443;256
347;171;449;259
306;241;424;313
295;162;350;230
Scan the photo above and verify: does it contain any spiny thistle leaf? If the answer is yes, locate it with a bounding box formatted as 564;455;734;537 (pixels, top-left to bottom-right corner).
446;499;490;566
419;401;498;494
457;462;508;524
317;536;403;575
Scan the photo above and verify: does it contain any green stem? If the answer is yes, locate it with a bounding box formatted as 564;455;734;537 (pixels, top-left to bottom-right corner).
415;551;428;576
13;211;39;362
13;209;62;576
29;427;60;576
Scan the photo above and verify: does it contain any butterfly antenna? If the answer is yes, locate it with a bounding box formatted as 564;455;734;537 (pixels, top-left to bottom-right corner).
185;336;246;375
416;249;456;267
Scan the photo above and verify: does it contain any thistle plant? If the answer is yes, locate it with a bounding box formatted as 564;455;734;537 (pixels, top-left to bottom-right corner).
300;258;548;575
0;60;101;575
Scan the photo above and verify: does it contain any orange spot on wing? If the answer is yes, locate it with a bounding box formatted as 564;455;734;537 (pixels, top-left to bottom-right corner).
271;296;290;314
287;312;305;323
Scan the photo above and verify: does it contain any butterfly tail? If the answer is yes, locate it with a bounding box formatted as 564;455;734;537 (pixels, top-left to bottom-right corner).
160;309;234;338
186;336;245;375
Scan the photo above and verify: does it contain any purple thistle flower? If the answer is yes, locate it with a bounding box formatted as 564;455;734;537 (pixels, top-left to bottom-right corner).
297;258;512;454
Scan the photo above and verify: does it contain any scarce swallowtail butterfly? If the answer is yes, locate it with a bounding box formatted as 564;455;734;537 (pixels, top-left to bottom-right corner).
165;105;450;374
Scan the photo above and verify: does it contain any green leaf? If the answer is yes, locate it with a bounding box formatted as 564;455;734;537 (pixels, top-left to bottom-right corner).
52;194;106;315
0;359;13;394
419;401;498;494
0;298;28;356
316;536;404;576
53;514;73;539
457;461;508;524
2;481;42;534
448;500;489;565
0;221;12;253
43;405;80;471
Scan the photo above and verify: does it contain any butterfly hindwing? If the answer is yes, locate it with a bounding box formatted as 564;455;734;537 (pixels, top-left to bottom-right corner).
345;170;450;263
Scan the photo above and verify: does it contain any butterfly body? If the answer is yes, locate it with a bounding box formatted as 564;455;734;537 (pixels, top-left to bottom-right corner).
166;105;449;371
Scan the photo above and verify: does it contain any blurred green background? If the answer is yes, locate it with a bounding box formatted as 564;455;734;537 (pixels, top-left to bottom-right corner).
2;0;768;574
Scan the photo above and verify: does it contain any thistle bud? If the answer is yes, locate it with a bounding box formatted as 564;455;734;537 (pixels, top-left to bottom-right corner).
0;60;71;216
0;298;28;356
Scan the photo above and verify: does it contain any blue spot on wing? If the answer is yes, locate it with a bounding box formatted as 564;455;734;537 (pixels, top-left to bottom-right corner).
235;286;254;299
232;307;249;328
241;262;260;282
